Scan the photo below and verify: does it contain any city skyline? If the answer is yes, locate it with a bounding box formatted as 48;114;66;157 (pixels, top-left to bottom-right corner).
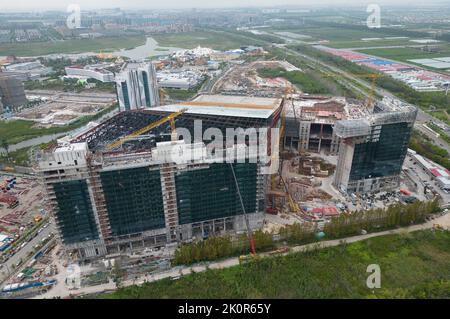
3;0;450;11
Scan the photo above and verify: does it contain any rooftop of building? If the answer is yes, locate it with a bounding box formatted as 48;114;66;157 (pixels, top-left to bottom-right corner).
152;94;282;119
0;71;25;79
54;142;88;153
66;64;114;74
286;96;368;124
335;97;417;138
122;61;154;70
70;94;282;153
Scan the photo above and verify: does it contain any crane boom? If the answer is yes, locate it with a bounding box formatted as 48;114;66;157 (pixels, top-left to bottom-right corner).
229;163;256;256
106;109;187;151
323;73;383;109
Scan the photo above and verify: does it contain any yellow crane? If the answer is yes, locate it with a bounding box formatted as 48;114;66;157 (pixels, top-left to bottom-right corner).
159;88;167;105
271;81;294;191
106;109;187;151
323;73;383;109
279;80;296;151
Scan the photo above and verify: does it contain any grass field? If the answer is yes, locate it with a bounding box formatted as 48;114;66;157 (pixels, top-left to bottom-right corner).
152;31;263;51
0;146;31;166
103;230;450;299
357;44;450;63
280;27;396;42
0;120;54;145
0;36;146;57
327;39;413;49
429;110;450;126
270;27;416;48
0;103;117;145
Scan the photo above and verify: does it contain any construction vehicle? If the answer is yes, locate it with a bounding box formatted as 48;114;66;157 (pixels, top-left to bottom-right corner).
106;109;187;150
34;215;42;223
279;173;301;214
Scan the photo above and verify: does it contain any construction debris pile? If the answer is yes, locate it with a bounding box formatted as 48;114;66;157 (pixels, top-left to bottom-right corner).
213;60;298;97
288;155;336;177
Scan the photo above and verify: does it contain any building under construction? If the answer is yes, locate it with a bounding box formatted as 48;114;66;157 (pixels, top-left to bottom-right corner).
283;95;417;194
39;94;283;260
283;96;367;154
0;72;27;112
333;97;417;194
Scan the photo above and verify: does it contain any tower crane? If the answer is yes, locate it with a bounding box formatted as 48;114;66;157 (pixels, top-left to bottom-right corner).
323;73;383;110
271;80;294;191
106;109;187;151
159;88;167;105
229;163;256;256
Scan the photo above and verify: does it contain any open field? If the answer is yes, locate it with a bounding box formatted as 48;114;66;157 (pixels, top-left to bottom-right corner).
275;27;404;42
0;36;146;57
0;103;117;145
151;31;264;51
268;26;418;48
327;39;414;49
357;45;450;64
0;146;32;167
103;230;450;299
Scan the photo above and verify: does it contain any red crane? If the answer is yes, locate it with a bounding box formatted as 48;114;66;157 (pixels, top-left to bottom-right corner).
229;163;256;256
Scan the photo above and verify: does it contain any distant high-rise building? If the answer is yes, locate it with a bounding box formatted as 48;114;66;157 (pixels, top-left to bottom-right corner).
333;98;417;194
0;72;27;110
116;62;160;111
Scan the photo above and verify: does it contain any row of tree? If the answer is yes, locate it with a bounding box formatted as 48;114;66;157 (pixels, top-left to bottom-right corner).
409;130;450;171
173;230;275;266
173;200;441;265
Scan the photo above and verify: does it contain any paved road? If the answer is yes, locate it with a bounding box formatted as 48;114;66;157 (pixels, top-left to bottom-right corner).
414;123;450;154
35;212;449;299
278;45;450;151
0;223;55;283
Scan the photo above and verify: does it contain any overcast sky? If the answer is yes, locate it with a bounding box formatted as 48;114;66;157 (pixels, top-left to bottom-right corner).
2;0;449;11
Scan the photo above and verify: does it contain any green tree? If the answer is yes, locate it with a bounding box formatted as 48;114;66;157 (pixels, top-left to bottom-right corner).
1;138;9;162
111;260;125;288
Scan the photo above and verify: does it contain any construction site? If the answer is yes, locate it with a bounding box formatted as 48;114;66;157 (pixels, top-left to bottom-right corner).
212;60;300;97
36;77;424;259
26;53;432;299
39;94;283;260
12;90;116;127
0;174;46;243
283;95;368;155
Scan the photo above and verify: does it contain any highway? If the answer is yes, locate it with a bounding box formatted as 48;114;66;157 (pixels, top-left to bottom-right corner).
277;41;450;151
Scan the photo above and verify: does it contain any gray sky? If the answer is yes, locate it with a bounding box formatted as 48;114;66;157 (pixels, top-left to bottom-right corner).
2;0;449;11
